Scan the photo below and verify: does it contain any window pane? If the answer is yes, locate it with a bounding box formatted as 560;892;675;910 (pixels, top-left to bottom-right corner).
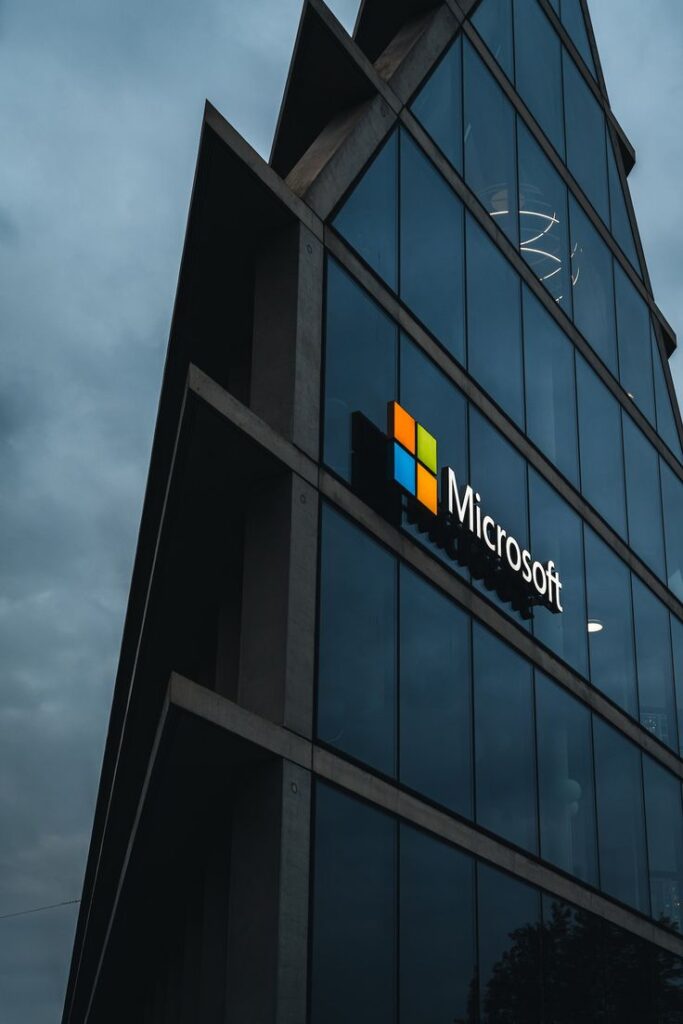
576;355;627;537
399;567;472;817
536;672;599;886
672;615;683;759
410;37;462;172
529;470;588;678
473;622;538;853
514;0;565;157
615;263;656;424
323;259;397;483
607;132;640;272
311;783;395;1024
464;41;518;245
661;459;683;602
632;577;677;752
523;287;579;484
653;329;683;463
593;717;650;914
584;528;638;717
560;0;597;77
623;415;666;579
317;507;396;775
466;216;524;425
569;197;618;373
399;824;476;1024
471;0;514;80
400;130;465;361
603;924;656;1022
643;757;683;932
563;53;608;221
542;897;606;1020
333;131;398;290
478;863;542;1024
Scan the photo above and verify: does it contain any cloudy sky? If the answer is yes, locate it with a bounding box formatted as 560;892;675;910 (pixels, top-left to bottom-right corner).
0;1;681;1020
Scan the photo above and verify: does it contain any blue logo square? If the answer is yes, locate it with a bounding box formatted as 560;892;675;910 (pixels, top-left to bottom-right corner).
393;442;416;495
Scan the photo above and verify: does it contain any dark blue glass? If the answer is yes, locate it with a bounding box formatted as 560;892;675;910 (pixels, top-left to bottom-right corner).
466;216;524;425
399;824;476;1024
563;54;609;223
518;124;572;315
671;615;683;758
473;622;538;853
602;924;656;1022
584;528;638;718
523;287;579;484
632;577;677;752
542;897;606;1020
323;259;397;482
548;0;559;11
623;415;666;580
463;41;519;245
643;756;683;932
333;131;398;290
317;507;396;776
653;328;683;462
576;355;627;537
593;717;650;915
471;0;514;80
311;783;395;1024
514;0;565;157
529;470;588;678
399;567;472;817
614;263;656;425
661;459;683;602
560;0;597;77
410;37;462;172
400;130;465;361
569;197;618;373
536;672;599;886
607;132;641;273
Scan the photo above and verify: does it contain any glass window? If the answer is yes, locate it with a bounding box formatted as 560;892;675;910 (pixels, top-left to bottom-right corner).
410;37;462;173
671;615;683;759
643;756;683;932
614;263;656;424
584;528;638;718
563;54;608;222
576;355;627;537
399;567;472;817
310;783;396;1024
514;0;565;157
560;0;597;78
332;131;398;290
466;216;524;425
593;716;650;915
623;415;666;580
661;459;683;602
529;470;588;678
464;41;519;245
542;897;606;1019
653;329;683;463
323;259;397;483
536;672;599;886
569;197;618;373
473;622;538;853
607;132;641;272
477;863;542;1024
632;577;678;752
400;130;465;361
523;287;579;484
317;507;397;776
471;0;514;80
602;924;656;1022
399;824;476;1024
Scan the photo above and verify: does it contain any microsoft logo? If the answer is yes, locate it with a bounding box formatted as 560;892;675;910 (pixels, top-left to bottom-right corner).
388;401;438;515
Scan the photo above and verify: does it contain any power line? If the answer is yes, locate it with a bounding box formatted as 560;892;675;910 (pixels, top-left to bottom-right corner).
0;899;80;922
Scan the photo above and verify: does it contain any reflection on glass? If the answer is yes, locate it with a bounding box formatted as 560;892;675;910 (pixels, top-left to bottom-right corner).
576;355;627;537
632;577;678;752
661;459;683;602
614;263;656;424
560;0;597;78
643;756;683;932
623;415;666;580
569;198;618;373
542;897;604;1020
514;0;565;158
410;36;462;172
471;0;514;80
672;615;683;759
564;53;608;220
607;132;641;272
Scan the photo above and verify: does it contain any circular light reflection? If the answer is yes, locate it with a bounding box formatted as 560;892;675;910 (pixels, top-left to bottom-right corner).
587;619;604;634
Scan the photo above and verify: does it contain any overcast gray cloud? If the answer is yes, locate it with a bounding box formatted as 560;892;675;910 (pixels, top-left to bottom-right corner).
0;1;680;1021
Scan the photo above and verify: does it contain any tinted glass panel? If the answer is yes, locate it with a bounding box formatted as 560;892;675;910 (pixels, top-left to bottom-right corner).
324;259;397;482
333;131;398;290
399;567;472;816
471;0;514;80
632;577;677;752
623;415;666;580
464;41;518;245
523;287;578;484
400;131;465;361
653;329;683;462
672;615;683;759
560;0;597;77
576;355;627;537
518;124;571;316
466;216;524;424
473;623;538;853
643;756;683;932
563;54;608;222
536;672;598;886
593;717;650;914
542;897;606;1020
584;528;638;717
311;784;395;1024
661;459;683;602
603;924;656;1023
514;0;565;157
410;37;462;172
400;825;476;1024
607;133;640;272
615;263;656;424
317;507;396;775
569;197;618;373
